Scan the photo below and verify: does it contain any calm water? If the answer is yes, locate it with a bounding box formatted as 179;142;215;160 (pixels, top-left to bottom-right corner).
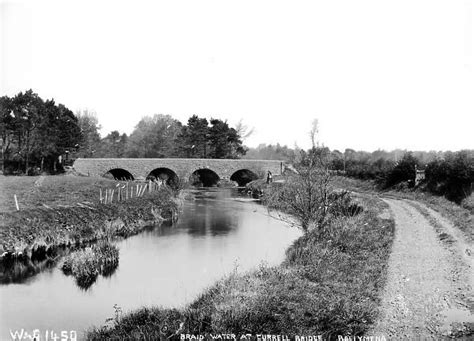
0;189;301;340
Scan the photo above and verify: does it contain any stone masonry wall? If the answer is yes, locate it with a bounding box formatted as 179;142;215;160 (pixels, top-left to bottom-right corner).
73;158;283;182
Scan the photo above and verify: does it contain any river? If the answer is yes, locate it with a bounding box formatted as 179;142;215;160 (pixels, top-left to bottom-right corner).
0;188;301;340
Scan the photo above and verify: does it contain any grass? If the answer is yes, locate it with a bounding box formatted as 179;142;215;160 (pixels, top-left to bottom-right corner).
0;174;122;212
332;176;474;244
62;240;120;288
87;193;395;340
0;176;180;258
402;192;473;243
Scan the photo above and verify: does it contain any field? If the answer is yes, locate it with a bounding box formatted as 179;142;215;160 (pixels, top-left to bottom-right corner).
0;174;120;212
0;175;179;258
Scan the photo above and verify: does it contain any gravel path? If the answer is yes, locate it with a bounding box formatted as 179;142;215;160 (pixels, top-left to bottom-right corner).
370;198;474;339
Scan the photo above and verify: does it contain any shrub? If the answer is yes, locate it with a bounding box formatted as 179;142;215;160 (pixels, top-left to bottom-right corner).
425;151;473;203
264;148;333;231
385;152;419;188
61;241;119;288
71;248;99;288
93;241;119;277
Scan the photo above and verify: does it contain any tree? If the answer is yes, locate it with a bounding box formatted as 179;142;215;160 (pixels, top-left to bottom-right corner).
31;100;81;172
309;118;319;149
11;90;45;173
175;115;209;158
0;90;82;174
425;151;473;202
244;143;296;161
96;131;128;158
266;147;334;232
76;109;101;158
125;114;182;158
386;152;420;187
207;118;246;159
235;119;254;142
0;96;15;174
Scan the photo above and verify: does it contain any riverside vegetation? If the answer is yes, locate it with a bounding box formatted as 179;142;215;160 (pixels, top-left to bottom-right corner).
0;175;181;283
87;148;396;339
61;240;120;289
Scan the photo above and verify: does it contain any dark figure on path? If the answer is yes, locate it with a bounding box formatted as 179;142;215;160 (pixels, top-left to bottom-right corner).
266;171;273;184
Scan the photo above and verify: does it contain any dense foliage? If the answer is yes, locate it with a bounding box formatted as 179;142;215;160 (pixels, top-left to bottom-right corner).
424;151;473;203
243;143;297;161
336;149;474;203
1;90;81;174
77;113;246;160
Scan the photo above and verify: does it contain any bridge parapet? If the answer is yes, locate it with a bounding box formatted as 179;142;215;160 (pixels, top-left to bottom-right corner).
73;158;283;183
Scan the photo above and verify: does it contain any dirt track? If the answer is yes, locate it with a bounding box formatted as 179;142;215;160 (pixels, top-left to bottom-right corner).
371;198;474;339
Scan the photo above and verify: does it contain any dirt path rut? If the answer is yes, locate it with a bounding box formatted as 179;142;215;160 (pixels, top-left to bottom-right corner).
371;198;474;339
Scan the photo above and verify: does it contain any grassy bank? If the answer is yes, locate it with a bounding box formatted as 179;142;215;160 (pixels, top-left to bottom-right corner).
87;194;395;340
0;177;180;259
332;176;474;243
0;175;121;212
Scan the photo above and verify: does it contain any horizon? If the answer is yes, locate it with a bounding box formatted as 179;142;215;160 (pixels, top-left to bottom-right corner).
2;0;473;152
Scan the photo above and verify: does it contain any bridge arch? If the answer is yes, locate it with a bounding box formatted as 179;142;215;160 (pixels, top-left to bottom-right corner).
190;168;220;187
230;169;259;186
103;168;134;180
147;167;179;188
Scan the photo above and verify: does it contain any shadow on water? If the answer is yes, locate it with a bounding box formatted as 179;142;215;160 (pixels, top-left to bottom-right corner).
0;247;69;284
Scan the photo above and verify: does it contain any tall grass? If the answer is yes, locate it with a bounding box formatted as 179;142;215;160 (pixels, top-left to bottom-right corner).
62;241;119;289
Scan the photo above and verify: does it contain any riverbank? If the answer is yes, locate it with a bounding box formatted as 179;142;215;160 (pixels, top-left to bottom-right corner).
0;175;180;261
87;192;395;339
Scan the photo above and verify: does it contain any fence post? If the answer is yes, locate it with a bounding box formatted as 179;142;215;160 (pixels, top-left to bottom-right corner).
14;195;19;211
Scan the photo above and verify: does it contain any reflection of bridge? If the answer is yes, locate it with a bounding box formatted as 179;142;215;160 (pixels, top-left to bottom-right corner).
74;158;283;186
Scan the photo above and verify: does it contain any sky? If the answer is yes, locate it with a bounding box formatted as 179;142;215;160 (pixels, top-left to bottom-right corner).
1;0;473;152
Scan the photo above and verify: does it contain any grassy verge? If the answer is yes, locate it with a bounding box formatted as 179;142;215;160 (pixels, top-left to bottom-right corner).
332;176;473;244
0;181;179;258
87;194;395;340
0;174;121;212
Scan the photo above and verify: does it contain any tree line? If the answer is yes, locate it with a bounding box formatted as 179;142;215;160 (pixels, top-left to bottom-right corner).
1;90;247;175
0;90;81;174
77;112;246;159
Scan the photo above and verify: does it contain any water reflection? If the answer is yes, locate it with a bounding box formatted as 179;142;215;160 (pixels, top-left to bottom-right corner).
0;189;301;340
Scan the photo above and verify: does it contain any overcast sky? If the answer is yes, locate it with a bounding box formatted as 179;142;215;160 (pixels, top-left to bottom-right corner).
1;0;473;152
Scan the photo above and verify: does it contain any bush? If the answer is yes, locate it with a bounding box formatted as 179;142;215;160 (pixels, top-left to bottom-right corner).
385;152;419;188
93;241;119;277
61;241;119;288
71;248;99;288
425;151;473;203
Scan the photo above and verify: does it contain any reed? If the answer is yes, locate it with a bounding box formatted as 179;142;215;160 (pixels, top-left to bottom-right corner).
61;241;119;288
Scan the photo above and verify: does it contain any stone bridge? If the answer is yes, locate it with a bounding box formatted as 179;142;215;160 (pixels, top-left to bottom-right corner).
73;158;284;186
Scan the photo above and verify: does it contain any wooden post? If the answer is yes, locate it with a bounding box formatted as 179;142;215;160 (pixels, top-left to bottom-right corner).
100;188;103;204
105;189;108;204
14;195;19;211
111;189;114;203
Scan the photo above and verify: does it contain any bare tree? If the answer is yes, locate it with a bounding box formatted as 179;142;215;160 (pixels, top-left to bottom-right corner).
309;118;319;149
235;119;254;142
265;147;334;232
